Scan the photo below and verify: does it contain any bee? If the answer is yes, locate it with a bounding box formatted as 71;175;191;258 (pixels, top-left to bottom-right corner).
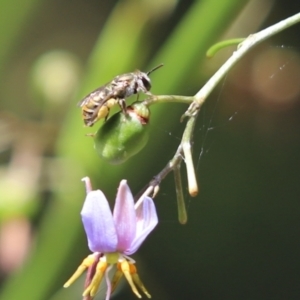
78;64;163;127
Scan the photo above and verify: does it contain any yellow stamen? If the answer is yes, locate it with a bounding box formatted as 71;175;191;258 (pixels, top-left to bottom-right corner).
120;260;142;298
130;263;151;298
63;254;96;288
83;260;108;297
132;273;151;298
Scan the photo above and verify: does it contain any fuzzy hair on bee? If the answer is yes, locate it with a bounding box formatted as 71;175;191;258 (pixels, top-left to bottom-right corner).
78;64;163;127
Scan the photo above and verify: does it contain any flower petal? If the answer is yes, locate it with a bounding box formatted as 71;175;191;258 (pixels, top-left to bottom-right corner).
124;196;158;255
81;190;118;252
113;180;136;252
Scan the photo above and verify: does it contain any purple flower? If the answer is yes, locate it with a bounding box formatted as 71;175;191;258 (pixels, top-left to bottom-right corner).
64;177;158;300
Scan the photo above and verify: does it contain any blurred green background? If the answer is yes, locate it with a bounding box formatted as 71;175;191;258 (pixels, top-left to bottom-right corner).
1;0;300;299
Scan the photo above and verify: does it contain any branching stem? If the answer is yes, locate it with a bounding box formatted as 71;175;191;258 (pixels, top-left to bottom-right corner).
137;12;300;222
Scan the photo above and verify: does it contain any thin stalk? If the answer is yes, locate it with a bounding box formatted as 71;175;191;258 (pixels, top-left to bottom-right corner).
173;163;187;224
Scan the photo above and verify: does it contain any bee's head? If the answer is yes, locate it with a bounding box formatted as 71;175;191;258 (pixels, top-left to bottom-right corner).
140;72;152;91
137;64;163;92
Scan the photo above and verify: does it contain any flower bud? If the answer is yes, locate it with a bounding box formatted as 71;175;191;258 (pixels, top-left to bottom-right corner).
94;103;150;164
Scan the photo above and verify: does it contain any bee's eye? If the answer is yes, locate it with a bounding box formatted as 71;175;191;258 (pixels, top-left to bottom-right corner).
142;76;151;90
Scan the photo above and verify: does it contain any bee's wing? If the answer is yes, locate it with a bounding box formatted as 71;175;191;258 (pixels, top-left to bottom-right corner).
77;85;110;107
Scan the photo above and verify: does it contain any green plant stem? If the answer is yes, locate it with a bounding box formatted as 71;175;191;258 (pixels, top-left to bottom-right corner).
143;95;194;106
142;12;300;221
182;116;198;197
183;12;300;119
173;163;187;225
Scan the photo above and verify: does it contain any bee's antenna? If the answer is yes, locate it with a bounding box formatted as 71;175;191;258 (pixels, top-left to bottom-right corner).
147;63;164;75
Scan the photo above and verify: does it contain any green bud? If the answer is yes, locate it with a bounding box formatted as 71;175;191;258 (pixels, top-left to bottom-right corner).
94;102;150;164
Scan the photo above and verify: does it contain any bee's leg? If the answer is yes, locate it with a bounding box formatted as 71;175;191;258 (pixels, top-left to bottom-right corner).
104;107;110;121
118;99;127;115
97;105;110;121
87;104;109;125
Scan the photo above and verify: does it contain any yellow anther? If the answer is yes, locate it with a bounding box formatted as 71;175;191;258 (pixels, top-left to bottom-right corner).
64;253;152;299
63;254;96;288
132;272;151;298
128;262;137;273
120;260;141;298
83;260;107;297
128;262;151;298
